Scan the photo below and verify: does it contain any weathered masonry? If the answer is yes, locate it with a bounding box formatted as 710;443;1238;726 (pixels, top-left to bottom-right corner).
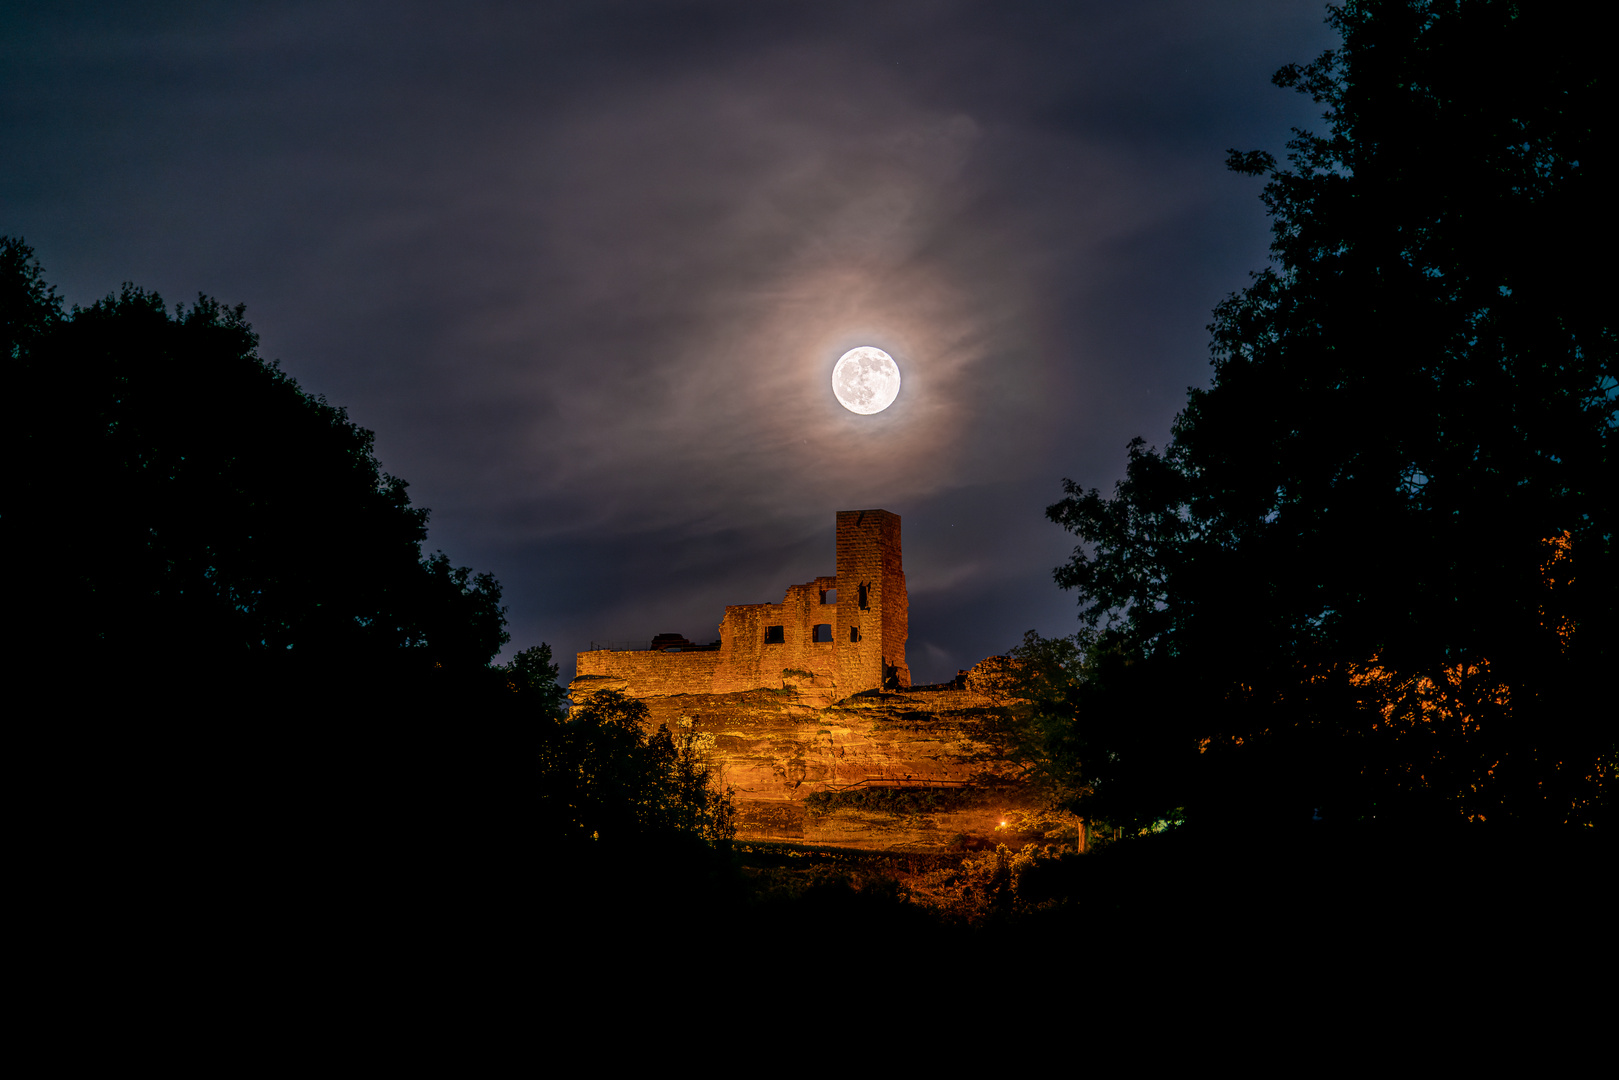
577;509;911;697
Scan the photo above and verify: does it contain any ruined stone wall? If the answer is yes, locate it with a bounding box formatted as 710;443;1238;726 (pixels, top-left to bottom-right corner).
778;577;839;685
711;577;838;693
711;601;778;692
575;648;723;696
576;510;908;699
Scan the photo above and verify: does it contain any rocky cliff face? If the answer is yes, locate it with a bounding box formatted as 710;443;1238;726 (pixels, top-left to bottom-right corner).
569;658;1064;851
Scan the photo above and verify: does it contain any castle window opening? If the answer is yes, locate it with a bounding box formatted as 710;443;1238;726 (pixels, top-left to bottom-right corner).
765;625;785;644
812;623;833;643
858;583;870;609
849;625;861;642
820;588;837;605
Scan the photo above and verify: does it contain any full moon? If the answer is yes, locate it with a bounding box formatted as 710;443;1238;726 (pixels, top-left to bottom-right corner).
832;347;902;415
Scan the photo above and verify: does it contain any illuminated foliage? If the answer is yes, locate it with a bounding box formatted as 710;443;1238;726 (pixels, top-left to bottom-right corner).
1539;532;1577;652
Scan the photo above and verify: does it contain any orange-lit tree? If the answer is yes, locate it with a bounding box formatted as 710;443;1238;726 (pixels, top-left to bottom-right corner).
1047;0;1613;829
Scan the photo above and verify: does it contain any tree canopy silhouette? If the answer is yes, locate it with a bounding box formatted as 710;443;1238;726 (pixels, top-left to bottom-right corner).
1045;0;1613;829
5;237;507;681
539;689;737;850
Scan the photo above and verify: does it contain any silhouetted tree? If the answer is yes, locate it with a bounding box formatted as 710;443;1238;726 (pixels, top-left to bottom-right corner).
539;690;736;848
504;643;568;718
4;238;545;950
5;237;506;683
1047;1;1613;828
3;239;758;959
1007;629;1198;837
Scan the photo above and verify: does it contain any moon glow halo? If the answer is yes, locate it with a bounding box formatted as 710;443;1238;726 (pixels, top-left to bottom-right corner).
832;347;902;415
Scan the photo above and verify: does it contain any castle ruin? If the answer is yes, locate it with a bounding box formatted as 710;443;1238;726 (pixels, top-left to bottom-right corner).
570;509;1044;850
577;509;911;697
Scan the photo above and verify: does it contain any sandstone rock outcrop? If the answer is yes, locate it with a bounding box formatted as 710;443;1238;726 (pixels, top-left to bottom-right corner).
569;658;1045;850
571;511;1053;850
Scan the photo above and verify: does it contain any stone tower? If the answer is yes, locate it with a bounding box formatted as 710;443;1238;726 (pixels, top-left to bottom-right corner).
834;509;910;691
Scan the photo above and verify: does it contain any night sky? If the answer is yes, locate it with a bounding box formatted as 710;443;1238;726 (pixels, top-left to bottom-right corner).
4;2;1340;682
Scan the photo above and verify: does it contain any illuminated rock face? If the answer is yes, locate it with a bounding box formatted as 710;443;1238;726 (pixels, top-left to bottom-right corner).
570;658;1040;850
571;512;1043;850
576;510;909;698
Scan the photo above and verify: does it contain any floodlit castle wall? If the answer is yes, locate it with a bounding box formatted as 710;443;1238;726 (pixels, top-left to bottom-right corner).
576;511;907;698
574;647;722;696
711;576;838;693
